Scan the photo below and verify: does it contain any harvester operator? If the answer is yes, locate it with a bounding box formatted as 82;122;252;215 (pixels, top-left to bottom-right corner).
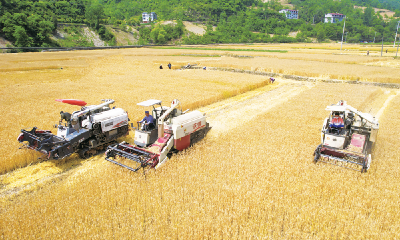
60;111;72;127
138;111;155;130
329;112;344;133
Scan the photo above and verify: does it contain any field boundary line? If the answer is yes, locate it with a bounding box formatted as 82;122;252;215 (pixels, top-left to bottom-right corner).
206;67;400;89
375;91;400;120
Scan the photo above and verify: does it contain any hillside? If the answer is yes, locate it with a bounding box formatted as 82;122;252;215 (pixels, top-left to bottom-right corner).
1;0;400;48
354;5;396;20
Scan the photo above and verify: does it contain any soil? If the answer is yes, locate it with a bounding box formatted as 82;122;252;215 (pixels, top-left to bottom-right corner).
82;27;107;47
183;21;206;35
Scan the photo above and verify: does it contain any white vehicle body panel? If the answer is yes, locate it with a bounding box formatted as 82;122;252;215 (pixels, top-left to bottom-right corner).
323;134;345;149
134;130;150;145
171;111;206;139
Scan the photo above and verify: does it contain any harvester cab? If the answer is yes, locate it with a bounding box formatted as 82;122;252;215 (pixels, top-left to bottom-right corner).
314;100;379;172
105;99;211;173
133;99;182;147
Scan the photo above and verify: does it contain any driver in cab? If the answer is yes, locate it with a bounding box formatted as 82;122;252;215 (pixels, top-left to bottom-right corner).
329;112;344;133
138;111;155;130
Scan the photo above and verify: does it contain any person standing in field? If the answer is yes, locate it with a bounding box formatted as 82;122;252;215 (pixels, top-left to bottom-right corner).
168;63;171;69
367;50;369;56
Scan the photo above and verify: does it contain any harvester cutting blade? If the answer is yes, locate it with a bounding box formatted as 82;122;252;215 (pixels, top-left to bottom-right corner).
105;142;159;172
314;145;370;172
18;127;72;159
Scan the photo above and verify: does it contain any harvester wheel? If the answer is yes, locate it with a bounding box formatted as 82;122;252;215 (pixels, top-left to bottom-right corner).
79;148;95;159
93;123;101;130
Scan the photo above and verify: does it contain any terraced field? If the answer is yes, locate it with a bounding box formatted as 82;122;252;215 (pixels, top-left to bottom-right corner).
1;44;399;239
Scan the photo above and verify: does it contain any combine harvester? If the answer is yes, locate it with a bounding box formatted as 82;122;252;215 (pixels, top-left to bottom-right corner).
18;99;129;159
105;99;211;172
313;100;379;172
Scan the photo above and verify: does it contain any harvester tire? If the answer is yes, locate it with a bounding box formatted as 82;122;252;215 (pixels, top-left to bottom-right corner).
79;148;95;159
93;123;101;130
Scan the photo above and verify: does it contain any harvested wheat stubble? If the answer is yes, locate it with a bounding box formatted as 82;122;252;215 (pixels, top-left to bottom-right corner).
1;83;400;239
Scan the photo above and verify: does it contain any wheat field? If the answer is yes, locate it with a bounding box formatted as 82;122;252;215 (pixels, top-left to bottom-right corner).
1;44;400;239
0;49;275;174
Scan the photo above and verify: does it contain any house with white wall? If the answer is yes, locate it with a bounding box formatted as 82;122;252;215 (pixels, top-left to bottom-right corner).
142;12;157;23
324;13;345;23
279;9;299;19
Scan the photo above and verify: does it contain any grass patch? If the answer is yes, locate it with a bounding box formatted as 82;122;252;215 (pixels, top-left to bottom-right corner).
154;46;287;53
169;54;222;57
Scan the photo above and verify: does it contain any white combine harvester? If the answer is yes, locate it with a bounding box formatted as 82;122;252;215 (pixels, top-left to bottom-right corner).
313;100;379;172
18;99;129;159
105;99;211;172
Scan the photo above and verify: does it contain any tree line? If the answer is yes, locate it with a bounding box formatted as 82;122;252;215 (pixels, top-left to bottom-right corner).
1;0;400;49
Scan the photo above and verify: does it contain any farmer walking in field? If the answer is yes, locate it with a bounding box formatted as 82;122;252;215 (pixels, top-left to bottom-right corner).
168;63;171;69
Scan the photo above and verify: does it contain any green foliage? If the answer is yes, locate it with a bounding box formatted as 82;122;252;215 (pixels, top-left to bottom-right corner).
315;23;326;42
97;25;116;45
86;3;104;29
0;0;398;48
0;0;59;47
13;26;33;48
144;21;184;44
57;26;94;47
352;0;400;11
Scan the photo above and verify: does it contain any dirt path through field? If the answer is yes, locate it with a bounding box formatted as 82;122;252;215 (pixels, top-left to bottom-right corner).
199;80;316;138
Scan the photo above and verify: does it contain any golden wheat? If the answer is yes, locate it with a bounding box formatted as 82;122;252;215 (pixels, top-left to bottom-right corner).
1;46;400;239
0;49;271;173
1;82;399;239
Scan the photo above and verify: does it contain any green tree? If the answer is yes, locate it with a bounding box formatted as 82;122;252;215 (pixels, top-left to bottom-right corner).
13;26;33;47
86;4;104;29
157;29;167;44
363;7;374;26
315;23;326;42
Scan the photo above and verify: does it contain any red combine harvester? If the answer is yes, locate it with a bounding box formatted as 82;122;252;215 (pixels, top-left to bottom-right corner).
105;99;211;172
313;100;379;172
